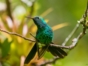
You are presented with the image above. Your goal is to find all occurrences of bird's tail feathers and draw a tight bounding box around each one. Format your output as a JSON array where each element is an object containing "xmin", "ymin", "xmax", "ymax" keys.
[
  {"xmin": 24, "ymin": 43, "xmax": 37, "ymax": 64},
  {"xmin": 48, "ymin": 45, "xmax": 67, "ymax": 58}
]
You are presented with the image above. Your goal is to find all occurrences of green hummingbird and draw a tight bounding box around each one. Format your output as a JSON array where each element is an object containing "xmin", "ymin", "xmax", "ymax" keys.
[{"xmin": 24, "ymin": 16, "xmax": 67, "ymax": 64}]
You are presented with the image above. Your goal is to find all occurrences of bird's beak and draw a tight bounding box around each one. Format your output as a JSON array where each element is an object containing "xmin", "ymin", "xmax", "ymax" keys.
[{"xmin": 26, "ymin": 16, "xmax": 33, "ymax": 19}]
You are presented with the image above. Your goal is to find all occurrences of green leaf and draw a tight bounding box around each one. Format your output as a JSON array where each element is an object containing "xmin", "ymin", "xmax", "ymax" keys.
[{"xmin": 1, "ymin": 38, "xmax": 13, "ymax": 58}]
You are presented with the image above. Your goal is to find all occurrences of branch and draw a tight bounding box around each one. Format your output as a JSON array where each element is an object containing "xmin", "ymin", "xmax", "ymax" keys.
[
  {"xmin": 50, "ymin": 31, "xmax": 85, "ymax": 49},
  {"xmin": 0, "ymin": 27, "xmax": 78, "ymax": 49},
  {"xmin": 0, "ymin": 28, "xmax": 35, "ymax": 42},
  {"xmin": 6, "ymin": 0, "xmax": 13, "ymax": 21},
  {"xmin": 62, "ymin": 21, "xmax": 80, "ymax": 46}
]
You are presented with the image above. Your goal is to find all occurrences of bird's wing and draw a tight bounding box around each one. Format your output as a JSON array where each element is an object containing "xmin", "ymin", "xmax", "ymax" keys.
[
  {"xmin": 24, "ymin": 43, "xmax": 37, "ymax": 64},
  {"xmin": 38, "ymin": 45, "xmax": 49, "ymax": 59}
]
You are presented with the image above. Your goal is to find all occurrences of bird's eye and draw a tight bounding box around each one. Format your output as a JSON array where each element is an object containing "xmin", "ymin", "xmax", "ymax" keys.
[{"xmin": 37, "ymin": 17, "xmax": 39, "ymax": 19}]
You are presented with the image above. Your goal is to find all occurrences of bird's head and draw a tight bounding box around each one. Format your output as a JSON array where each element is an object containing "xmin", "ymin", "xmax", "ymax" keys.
[
  {"xmin": 26, "ymin": 16, "xmax": 46, "ymax": 27},
  {"xmin": 27, "ymin": 16, "xmax": 44, "ymax": 22},
  {"xmin": 32, "ymin": 16, "xmax": 42, "ymax": 23}
]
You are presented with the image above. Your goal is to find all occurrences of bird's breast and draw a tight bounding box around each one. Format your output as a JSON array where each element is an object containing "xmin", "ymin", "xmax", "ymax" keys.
[{"xmin": 36, "ymin": 29, "xmax": 53, "ymax": 45}]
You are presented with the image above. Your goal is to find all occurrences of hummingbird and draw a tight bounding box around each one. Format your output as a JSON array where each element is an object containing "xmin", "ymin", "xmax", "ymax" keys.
[{"xmin": 24, "ymin": 16, "xmax": 67, "ymax": 64}]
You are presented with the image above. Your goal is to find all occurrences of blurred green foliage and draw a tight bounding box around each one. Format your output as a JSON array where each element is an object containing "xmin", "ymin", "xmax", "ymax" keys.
[
  {"xmin": 1, "ymin": 39, "xmax": 12, "ymax": 58},
  {"xmin": 0, "ymin": 0, "xmax": 88, "ymax": 66}
]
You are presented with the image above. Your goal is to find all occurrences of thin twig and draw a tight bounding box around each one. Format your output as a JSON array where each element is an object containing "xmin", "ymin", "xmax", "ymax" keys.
[
  {"xmin": 62, "ymin": 22, "xmax": 80, "ymax": 46},
  {"xmin": 50, "ymin": 25, "xmax": 86, "ymax": 49},
  {"xmin": 0, "ymin": 28, "xmax": 35, "ymax": 42}
]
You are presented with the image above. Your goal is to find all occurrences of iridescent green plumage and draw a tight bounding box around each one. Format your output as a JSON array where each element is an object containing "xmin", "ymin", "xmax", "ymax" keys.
[
  {"xmin": 34, "ymin": 17, "xmax": 53, "ymax": 45},
  {"xmin": 34, "ymin": 17, "xmax": 53, "ymax": 59},
  {"xmin": 24, "ymin": 16, "xmax": 67, "ymax": 64}
]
